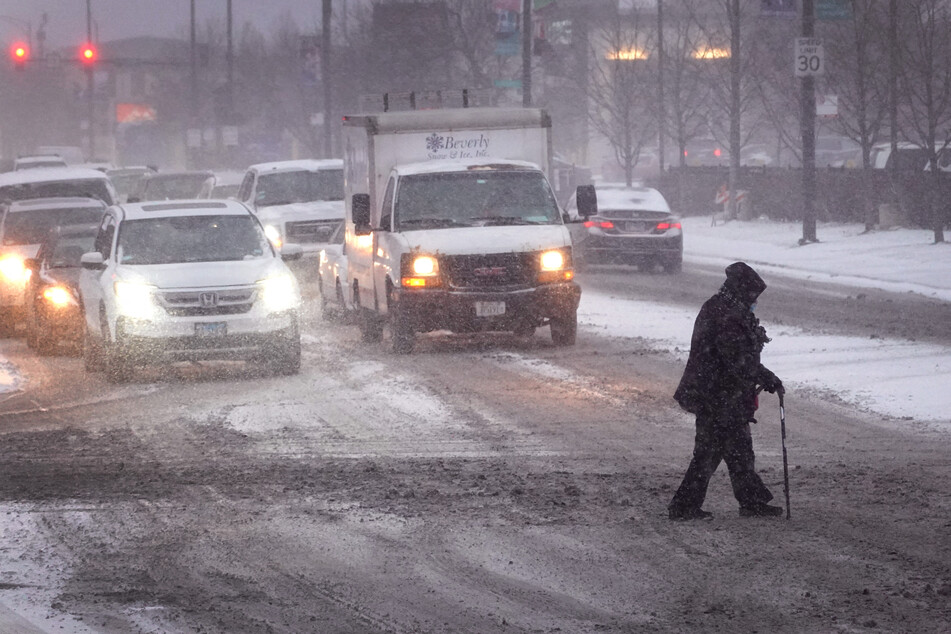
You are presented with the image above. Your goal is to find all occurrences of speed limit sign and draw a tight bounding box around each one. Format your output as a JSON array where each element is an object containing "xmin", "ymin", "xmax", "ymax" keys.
[{"xmin": 794, "ymin": 38, "xmax": 825, "ymax": 77}]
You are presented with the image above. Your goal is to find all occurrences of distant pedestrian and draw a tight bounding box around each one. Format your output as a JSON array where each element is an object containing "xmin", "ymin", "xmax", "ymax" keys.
[{"xmin": 668, "ymin": 262, "xmax": 785, "ymax": 521}]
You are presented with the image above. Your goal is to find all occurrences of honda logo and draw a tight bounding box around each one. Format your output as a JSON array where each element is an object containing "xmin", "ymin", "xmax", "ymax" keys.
[{"xmin": 199, "ymin": 292, "xmax": 218, "ymax": 308}]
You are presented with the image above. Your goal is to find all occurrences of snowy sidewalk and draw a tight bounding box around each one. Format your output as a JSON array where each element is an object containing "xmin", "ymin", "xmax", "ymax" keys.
[
  {"xmin": 681, "ymin": 217, "xmax": 951, "ymax": 302},
  {"xmin": 579, "ymin": 217, "xmax": 951, "ymax": 427}
]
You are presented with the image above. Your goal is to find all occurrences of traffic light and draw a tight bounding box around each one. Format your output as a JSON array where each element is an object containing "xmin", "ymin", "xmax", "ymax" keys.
[
  {"xmin": 11, "ymin": 42, "xmax": 28, "ymax": 71},
  {"xmin": 79, "ymin": 44, "xmax": 97, "ymax": 65}
]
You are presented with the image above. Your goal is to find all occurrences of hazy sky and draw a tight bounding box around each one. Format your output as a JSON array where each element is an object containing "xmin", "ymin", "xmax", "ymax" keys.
[{"xmin": 1, "ymin": 1, "xmax": 328, "ymax": 48}]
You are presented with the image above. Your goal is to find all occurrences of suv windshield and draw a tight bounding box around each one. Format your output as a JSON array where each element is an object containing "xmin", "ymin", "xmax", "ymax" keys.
[
  {"xmin": 117, "ymin": 215, "xmax": 271, "ymax": 265},
  {"xmin": 2, "ymin": 207, "xmax": 106, "ymax": 245},
  {"xmin": 395, "ymin": 171, "xmax": 561, "ymax": 230},
  {"xmin": 255, "ymin": 169, "xmax": 344, "ymax": 206},
  {"xmin": 0, "ymin": 180, "xmax": 114, "ymax": 205}
]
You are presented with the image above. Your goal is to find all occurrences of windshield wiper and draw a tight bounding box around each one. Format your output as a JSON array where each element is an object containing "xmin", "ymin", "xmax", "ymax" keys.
[
  {"xmin": 470, "ymin": 216, "xmax": 541, "ymax": 226},
  {"xmin": 399, "ymin": 217, "xmax": 472, "ymax": 229}
]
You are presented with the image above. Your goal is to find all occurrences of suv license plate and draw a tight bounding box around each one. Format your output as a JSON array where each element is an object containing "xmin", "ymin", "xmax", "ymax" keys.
[
  {"xmin": 195, "ymin": 322, "xmax": 227, "ymax": 337},
  {"xmin": 475, "ymin": 301, "xmax": 505, "ymax": 317}
]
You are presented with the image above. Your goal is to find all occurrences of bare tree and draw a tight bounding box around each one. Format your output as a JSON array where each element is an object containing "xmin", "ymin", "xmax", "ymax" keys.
[
  {"xmin": 900, "ymin": 0, "xmax": 951, "ymax": 243},
  {"xmin": 825, "ymin": 0, "xmax": 889, "ymax": 169},
  {"xmin": 585, "ymin": 5, "xmax": 659, "ymax": 186}
]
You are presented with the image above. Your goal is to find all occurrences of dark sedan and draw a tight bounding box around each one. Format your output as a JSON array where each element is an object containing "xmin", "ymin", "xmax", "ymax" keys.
[
  {"xmin": 567, "ymin": 184, "xmax": 683, "ymax": 273},
  {"xmin": 24, "ymin": 225, "xmax": 98, "ymax": 354}
]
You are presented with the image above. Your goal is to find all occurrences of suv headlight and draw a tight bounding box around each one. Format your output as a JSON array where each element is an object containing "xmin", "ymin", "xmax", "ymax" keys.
[
  {"xmin": 0, "ymin": 255, "xmax": 29, "ymax": 285},
  {"xmin": 259, "ymin": 274, "xmax": 299, "ymax": 312},
  {"xmin": 114, "ymin": 281, "xmax": 156, "ymax": 318},
  {"xmin": 263, "ymin": 224, "xmax": 283, "ymax": 249}
]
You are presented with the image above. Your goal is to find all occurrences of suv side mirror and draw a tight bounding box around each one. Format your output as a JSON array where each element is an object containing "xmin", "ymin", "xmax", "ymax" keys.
[
  {"xmin": 80, "ymin": 251, "xmax": 106, "ymax": 270},
  {"xmin": 352, "ymin": 193, "xmax": 372, "ymax": 235},
  {"xmin": 127, "ymin": 196, "xmax": 141, "ymax": 203},
  {"xmin": 575, "ymin": 185, "xmax": 598, "ymax": 220},
  {"xmin": 280, "ymin": 243, "xmax": 304, "ymax": 261}
]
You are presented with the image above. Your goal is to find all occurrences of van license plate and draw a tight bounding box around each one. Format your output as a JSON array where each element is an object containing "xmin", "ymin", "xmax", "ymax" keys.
[
  {"xmin": 195, "ymin": 322, "xmax": 227, "ymax": 337},
  {"xmin": 475, "ymin": 301, "xmax": 505, "ymax": 317}
]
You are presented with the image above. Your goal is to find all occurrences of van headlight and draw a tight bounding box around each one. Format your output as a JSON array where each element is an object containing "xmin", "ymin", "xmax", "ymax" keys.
[
  {"xmin": 259, "ymin": 274, "xmax": 299, "ymax": 312},
  {"xmin": 114, "ymin": 281, "xmax": 156, "ymax": 318},
  {"xmin": 263, "ymin": 224, "xmax": 283, "ymax": 249},
  {"xmin": 538, "ymin": 248, "xmax": 574, "ymax": 284},
  {"xmin": 540, "ymin": 250, "xmax": 565, "ymax": 271}
]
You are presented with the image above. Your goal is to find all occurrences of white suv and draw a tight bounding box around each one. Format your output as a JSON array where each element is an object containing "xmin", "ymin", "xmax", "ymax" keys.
[{"xmin": 78, "ymin": 199, "xmax": 303, "ymax": 381}]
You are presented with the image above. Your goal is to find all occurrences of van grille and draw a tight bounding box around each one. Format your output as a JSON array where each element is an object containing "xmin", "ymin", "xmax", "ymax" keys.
[{"xmin": 442, "ymin": 252, "xmax": 535, "ymax": 290}]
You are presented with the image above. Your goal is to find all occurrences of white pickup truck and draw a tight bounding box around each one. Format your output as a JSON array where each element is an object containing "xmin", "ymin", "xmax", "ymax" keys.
[{"xmin": 341, "ymin": 107, "xmax": 582, "ymax": 352}]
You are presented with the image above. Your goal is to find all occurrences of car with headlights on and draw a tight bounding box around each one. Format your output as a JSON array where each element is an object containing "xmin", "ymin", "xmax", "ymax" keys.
[
  {"xmin": 566, "ymin": 184, "xmax": 682, "ymax": 273},
  {"xmin": 237, "ymin": 159, "xmax": 344, "ymax": 284},
  {"xmin": 0, "ymin": 197, "xmax": 107, "ymax": 335},
  {"xmin": 78, "ymin": 199, "xmax": 304, "ymax": 382},
  {"xmin": 316, "ymin": 221, "xmax": 351, "ymax": 319},
  {"xmin": 23, "ymin": 224, "xmax": 98, "ymax": 354}
]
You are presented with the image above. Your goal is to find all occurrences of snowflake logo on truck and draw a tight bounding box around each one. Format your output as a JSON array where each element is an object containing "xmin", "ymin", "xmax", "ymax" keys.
[{"xmin": 426, "ymin": 133, "xmax": 445, "ymax": 152}]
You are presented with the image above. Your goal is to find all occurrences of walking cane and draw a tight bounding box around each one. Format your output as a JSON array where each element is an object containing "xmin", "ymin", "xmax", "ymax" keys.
[{"xmin": 779, "ymin": 392, "xmax": 791, "ymax": 520}]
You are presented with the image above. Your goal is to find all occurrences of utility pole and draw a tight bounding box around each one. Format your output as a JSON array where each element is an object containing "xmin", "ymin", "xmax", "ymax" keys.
[
  {"xmin": 86, "ymin": 0, "xmax": 94, "ymax": 159},
  {"xmin": 190, "ymin": 0, "xmax": 197, "ymax": 115},
  {"xmin": 522, "ymin": 0, "xmax": 532, "ymax": 107},
  {"xmin": 800, "ymin": 0, "xmax": 818, "ymax": 243},
  {"xmin": 226, "ymin": 0, "xmax": 234, "ymax": 120},
  {"xmin": 657, "ymin": 0, "xmax": 666, "ymax": 175},
  {"xmin": 728, "ymin": 0, "xmax": 741, "ymax": 219},
  {"xmin": 322, "ymin": 0, "xmax": 332, "ymax": 157},
  {"xmin": 888, "ymin": 0, "xmax": 898, "ymax": 172}
]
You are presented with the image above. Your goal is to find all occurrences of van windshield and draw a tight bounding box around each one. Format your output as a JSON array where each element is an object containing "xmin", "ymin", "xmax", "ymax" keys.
[
  {"xmin": 255, "ymin": 169, "xmax": 344, "ymax": 207},
  {"xmin": 117, "ymin": 215, "xmax": 272, "ymax": 265},
  {"xmin": 395, "ymin": 171, "xmax": 561, "ymax": 230}
]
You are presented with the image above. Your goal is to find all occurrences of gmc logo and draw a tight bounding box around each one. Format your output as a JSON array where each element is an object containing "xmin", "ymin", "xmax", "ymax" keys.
[{"xmin": 473, "ymin": 266, "xmax": 506, "ymax": 277}]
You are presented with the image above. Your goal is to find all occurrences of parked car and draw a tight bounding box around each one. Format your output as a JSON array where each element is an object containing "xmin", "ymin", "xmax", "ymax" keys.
[
  {"xmin": 14, "ymin": 154, "xmax": 69, "ymax": 171},
  {"xmin": 565, "ymin": 184, "xmax": 683, "ymax": 273},
  {"xmin": 0, "ymin": 167, "xmax": 117, "ymax": 206},
  {"xmin": 106, "ymin": 166, "xmax": 156, "ymax": 202},
  {"xmin": 236, "ymin": 159, "xmax": 344, "ymax": 275},
  {"xmin": 0, "ymin": 197, "xmax": 107, "ymax": 334},
  {"xmin": 682, "ymin": 139, "xmax": 727, "ymax": 167},
  {"xmin": 23, "ymin": 224, "xmax": 98, "ymax": 354},
  {"xmin": 78, "ymin": 199, "xmax": 304, "ymax": 382},
  {"xmin": 316, "ymin": 221, "xmax": 351, "ymax": 319},
  {"xmin": 127, "ymin": 170, "xmax": 215, "ymax": 202}
]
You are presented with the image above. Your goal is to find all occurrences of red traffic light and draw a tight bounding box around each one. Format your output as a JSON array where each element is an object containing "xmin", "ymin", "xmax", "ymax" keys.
[
  {"xmin": 11, "ymin": 42, "xmax": 29, "ymax": 69},
  {"xmin": 79, "ymin": 44, "xmax": 97, "ymax": 64}
]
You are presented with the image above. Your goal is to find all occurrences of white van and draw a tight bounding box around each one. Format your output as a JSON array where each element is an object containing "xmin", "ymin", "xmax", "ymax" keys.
[{"xmin": 342, "ymin": 107, "xmax": 581, "ymax": 352}]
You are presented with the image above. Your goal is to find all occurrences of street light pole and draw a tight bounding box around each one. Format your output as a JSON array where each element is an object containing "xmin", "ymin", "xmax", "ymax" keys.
[{"xmin": 800, "ymin": 0, "xmax": 818, "ymax": 243}]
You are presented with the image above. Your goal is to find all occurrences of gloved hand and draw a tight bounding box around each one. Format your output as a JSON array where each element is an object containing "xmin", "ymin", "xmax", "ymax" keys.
[{"xmin": 761, "ymin": 371, "xmax": 784, "ymax": 395}]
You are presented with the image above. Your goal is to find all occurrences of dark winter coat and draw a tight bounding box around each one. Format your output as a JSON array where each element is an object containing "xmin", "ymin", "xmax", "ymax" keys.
[{"xmin": 674, "ymin": 262, "xmax": 779, "ymax": 422}]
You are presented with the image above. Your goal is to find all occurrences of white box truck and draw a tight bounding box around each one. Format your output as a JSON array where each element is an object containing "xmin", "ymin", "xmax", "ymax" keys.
[{"xmin": 341, "ymin": 107, "xmax": 582, "ymax": 352}]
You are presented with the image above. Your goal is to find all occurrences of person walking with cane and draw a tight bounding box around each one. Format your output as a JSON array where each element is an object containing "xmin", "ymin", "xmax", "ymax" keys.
[{"xmin": 668, "ymin": 262, "xmax": 785, "ymax": 521}]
